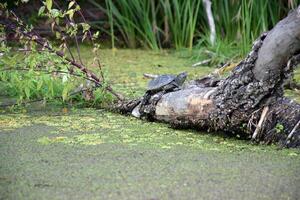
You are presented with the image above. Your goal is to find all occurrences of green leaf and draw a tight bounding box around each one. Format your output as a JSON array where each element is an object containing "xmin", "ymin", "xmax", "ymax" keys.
[
  {"xmin": 81, "ymin": 23, "xmax": 91, "ymax": 33},
  {"xmin": 66, "ymin": 9, "xmax": 75, "ymax": 20},
  {"xmin": 55, "ymin": 17, "xmax": 60, "ymax": 25},
  {"xmin": 68, "ymin": 1, "xmax": 75, "ymax": 9},
  {"xmin": 275, "ymin": 123, "xmax": 284, "ymax": 133},
  {"xmin": 288, "ymin": 152, "xmax": 298, "ymax": 156},
  {"xmin": 75, "ymin": 5, "xmax": 80, "ymax": 11},
  {"xmin": 51, "ymin": 9, "xmax": 60, "ymax": 18},
  {"xmin": 62, "ymin": 86, "xmax": 69, "ymax": 101},
  {"xmin": 46, "ymin": 0, "xmax": 52, "ymax": 11},
  {"xmin": 24, "ymin": 87, "xmax": 30, "ymax": 99},
  {"xmin": 38, "ymin": 6, "xmax": 45, "ymax": 16},
  {"xmin": 55, "ymin": 31, "xmax": 61, "ymax": 39},
  {"xmin": 37, "ymin": 79, "xmax": 43, "ymax": 91}
]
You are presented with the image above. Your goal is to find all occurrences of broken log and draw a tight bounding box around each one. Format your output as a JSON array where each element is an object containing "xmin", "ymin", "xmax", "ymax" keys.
[{"xmin": 117, "ymin": 6, "xmax": 300, "ymax": 148}]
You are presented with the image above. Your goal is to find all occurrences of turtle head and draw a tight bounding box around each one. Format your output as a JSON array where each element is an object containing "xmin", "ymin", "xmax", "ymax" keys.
[{"xmin": 176, "ymin": 72, "xmax": 187, "ymax": 85}]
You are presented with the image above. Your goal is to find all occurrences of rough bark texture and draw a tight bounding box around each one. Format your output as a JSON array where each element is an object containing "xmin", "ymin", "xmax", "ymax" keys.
[{"xmin": 117, "ymin": 7, "xmax": 300, "ymax": 148}]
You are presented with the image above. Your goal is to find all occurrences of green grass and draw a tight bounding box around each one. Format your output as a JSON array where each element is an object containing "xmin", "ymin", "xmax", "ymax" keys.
[{"xmin": 195, "ymin": 33, "xmax": 242, "ymax": 65}]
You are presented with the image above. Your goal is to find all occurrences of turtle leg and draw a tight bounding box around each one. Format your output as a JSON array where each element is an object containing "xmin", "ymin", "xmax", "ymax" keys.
[
  {"xmin": 139, "ymin": 83, "xmax": 181, "ymax": 119},
  {"xmin": 139, "ymin": 91, "xmax": 152, "ymax": 117},
  {"xmin": 142, "ymin": 90, "xmax": 165, "ymax": 120},
  {"xmin": 165, "ymin": 83, "xmax": 181, "ymax": 92},
  {"xmin": 172, "ymin": 87, "xmax": 181, "ymax": 92}
]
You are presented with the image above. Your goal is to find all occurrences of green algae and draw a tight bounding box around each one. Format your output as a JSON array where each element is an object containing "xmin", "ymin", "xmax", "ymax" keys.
[
  {"xmin": 80, "ymin": 48, "xmax": 213, "ymax": 97},
  {"xmin": 1, "ymin": 122, "xmax": 299, "ymax": 200},
  {"xmin": 38, "ymin": 134, "xmax": 103, "ymax": 145},
  {"xmin": 1, "ymin": 49, "xmax": 300, "ymax": 200},
  {"xmin": 0, "ymin": 109, "xmax": 297, "ymax": 156},
  {"xmin": 1, "ymin": 49, "xmax": 300, "ymax": 155},
  {"xmin": 282, "ymin": 65, "xmax": 300, "ymax": 102},
  {"xmin": 285, "ymin": 89, "xmax": 300, "ymax": 102},
  {"xmin": 0, "ymin": 114, "xmax": 31, "ymax": 131}
]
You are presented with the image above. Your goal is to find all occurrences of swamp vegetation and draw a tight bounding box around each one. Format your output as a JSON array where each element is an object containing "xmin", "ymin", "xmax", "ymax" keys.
[
  {"xmin": 0, "ymin": 1, "xmax": 300, "ymax": 199},
  {"xmin": 1, "ymin": 48, "xmax": 299, "ymax": 151},
  {"xmin": 1, "ymin": 49, "xmax": 300, "ymax": 199}
]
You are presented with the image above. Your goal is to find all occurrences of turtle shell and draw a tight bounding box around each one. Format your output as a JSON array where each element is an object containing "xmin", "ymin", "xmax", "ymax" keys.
[{"xmin": 147, "ymin": 74, "xmax": 176, "ymax": 91}]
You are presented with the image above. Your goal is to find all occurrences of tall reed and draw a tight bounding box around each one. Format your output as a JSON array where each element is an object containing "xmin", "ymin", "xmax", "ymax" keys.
[
  {"xmin": 90, "ymin": 0, "xmax": 160, "ymax": 49},
  {"xmin": 210, "ymin": 0, "xmax": 300, "ymax": 55},
  {"xmin": 160, "ymin": 0, "xmax": 202, "ymax": 49},
  {"xmin": 88, "ymin": 0, "xmax": 300, "ymax": 54}
]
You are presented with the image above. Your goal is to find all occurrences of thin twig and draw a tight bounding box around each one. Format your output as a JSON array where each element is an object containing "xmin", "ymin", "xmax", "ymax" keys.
[
  {"xmin": 74, "ymin": 1, "xmax": 105, "ymax": 81},
  {"xmin": 40, "ymin": 1, "xmax": 76, "ymax": 63},
  {"xmin": 286, "ymin": 119, "xmax": 300, "ymax": 141},
  {"xmin": 143, "ymin": 73, "xmax": 158, "ymax": 79},
  {"xmin": 53, "ymin": 0, "xmax": 84, "ymax": 65},
  {"xmin": 252, "ymin": 106, "xmax": 269, "ymax": 140},
  {"xmin": 1, "ymin": 12, "xmax": 124, "ymax": 100},
  {"xmin": 192, "ymin": 59, "xmax": 211, "ymax": 67},
  {"xmin": 54, "ymin": 23, "xmax": 76, "ymax": 63},
  {"xmin": 247, "ymin": 108, "xmax": 262, "ymax": 131}
]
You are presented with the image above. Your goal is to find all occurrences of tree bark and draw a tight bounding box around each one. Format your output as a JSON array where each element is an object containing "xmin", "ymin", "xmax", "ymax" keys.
[{"xmin": 117, "ymin": 7, "xmax": 300, "ymax": 148}]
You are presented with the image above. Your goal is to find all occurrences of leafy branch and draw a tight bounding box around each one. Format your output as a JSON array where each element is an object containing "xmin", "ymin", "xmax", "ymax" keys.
[{"xmin": 0, "ymin": 1, "xmax": 124, "ymax": 104}]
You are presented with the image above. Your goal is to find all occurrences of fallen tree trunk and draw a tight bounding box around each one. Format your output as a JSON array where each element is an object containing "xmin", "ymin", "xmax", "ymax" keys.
[{"xmin": 118, "ymin": 6, "xmax": 300, "ymax": 148}]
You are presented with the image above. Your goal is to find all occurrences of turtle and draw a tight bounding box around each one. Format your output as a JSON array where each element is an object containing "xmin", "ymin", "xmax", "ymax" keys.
[
  {"xmin": 147, "ymin": 72, "xmax": 187, "ymax": 93},
  {"xmin": 138, "ymin": 72, "xmax": 187, "ymax": 118}
]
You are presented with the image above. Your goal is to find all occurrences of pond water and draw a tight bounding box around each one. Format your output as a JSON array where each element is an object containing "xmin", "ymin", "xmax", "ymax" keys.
[{"xmin": 0, "ymin": 49, "xmax": 299, "ymax": 199}]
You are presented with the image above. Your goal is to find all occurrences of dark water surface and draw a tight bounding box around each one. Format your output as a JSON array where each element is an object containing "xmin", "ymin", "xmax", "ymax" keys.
[{"xmin": 0, "ymin": 107, "xmax": 299, "ymax": 200}]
